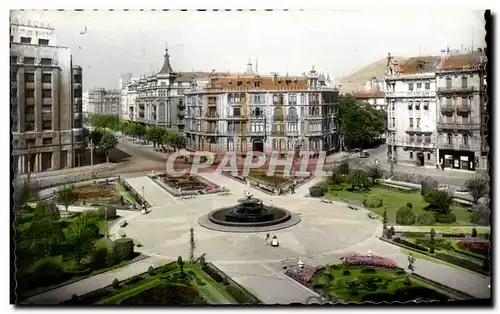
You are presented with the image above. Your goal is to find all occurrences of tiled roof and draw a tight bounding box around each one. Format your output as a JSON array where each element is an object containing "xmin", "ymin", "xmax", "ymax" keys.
[
  {"xmin": 205, "ymin": 74, "xmax": 309, "ymax": 91},
  {"xmin": 397, "ymin": 56, "xmax": 441, "ymax": 74},
  {"xmin": 438, "ymin": 54, "xmax": 484, "ymax": 70}
]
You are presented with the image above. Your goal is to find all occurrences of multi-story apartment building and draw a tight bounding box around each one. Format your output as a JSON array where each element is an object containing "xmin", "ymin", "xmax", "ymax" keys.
[
  {"xmin": 87, "ymin": 88, "xmax": 121, "ymax": 116},
  {"xmin": 385, "ymin": 55, "xmax": 441, "ymax": 167},
  {"xmin": 10, "ymin": 19, "xmax": 84, "ymax": 174},
  {"xmin": 120, "ymin": 48, "xmax": 211, "ymax": 131},
  {"xmin": 435, "ymin": 50, "xmax": 488, "ymax": 171},
  {"xmin": 353, "ymin": 90, "xmax": 387, "ymax": 111},
  {"xmin": 82, "ymin": 90, "xmax": 90, "ymax": 114},
  {"xmin": 184, "ymin": 62, "xmax": 340, "ymax": 156},
  {"xmin": 385, "ymin": 49, "xmax": 488, "ymax": 171}
]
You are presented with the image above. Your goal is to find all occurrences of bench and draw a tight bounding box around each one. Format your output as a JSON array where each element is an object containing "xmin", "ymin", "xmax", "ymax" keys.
[
  {"xmin": 181, "ymin": 195, "xmax": 196, "ymax": 200},
  {"xmin": 320, "ymin": 199, "xmax": 333, "ymax": 204},
  {"xmin": 367, "ymin": 213, "xmax": 378, "ymax": 220},
  {"xmin": 348, "ymin": 205, "xmax": 360, "ymax": 211},
  {"xmin": 218, "ymin": 191, "xmax": 232, "ymax": 196},
  {"xmin": 119, "ymin": 220, "xmax": 128, "ymax": 228},
  {"xmin": 118, "ymin": 230, "xmax": 127, "ymax": 238}
]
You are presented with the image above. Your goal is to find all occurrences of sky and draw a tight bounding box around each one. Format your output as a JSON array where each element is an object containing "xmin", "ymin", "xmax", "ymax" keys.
[{"xmin": 10, "ymin": 10, "xmax": 486, "ymax": 89}]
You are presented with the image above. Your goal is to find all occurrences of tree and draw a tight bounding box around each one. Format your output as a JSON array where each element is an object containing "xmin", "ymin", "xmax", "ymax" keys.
[
  {"xmin": 347, "ymin": 169, "xmax": 370, "ymax": 191},
  {"xmin": 100, "ymin": 132, "xmax": 118, "ymax": 163},
  {"xmin": 146, "ymin": 126, "xmax": 165, "ymax": 148},
  {"xmin": 366, "ymin": 164, "xmax": 383, "ymax": 184},
  {"xmin": 430, "ymin": 228, "xmax": 436, "ymax": 253},
  {"xmin": 189, "ymin": 227, "xmax": 196, "ymax": 263},
  {"xmin": 396, "ymin": 205, "xmax": 416, "ymax": 225},
  {"xmin": 423, "ymin": 189, "xmax": 453, "ymax": 214},
  {"xmin": 164, "ymin": 132, "xmax": 186, "ymax": 151},
  {"xmin": 336, "ymin": 95, "xmax": 385, "ymax": 149},
  {"xmin": 90, "ymin": 128, "xmax": 105, "ymax": 148},
  {"xmin": 132, "ymin": 123, "xmax": 146, "ymax": 141},
  {"xmin": 55, "ymin": 185, "xmax": 79, "ymax": 211},
  {"xmin": 387, "ymin": 225, "xmax": 395, "ymax": 239},
  {"xmin": 28, "ymin": 201, "xmax": 64, "ymax": 256},
  {"xmin": 65, "ymin": 214, "xmax": 98, "ymax": 265},
  {"xmin": 472, "ymin": 228, "xmax": 478, "ymax": 238},
  {"xmin": 328, "ymin": 167, "xmax": 344, "ymax": 186},
  {"xmin": 465, "ymin": 174, "xmax": 489, "ymax": 204},
  {"xmin": 382, "ymin": 209, "xmax": 388, "ymax": 237},
  {"xmin": 177, "ymin": 256, "xmax": 185, "ymax": 274},
  {"xmin": 13, "ymin": 173, "xmax": 38, "ymax": 210}
]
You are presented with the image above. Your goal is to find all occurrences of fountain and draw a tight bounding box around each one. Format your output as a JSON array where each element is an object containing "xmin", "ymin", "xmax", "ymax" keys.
[{"xmin": 198, "ymin": 193, "xmax": 300, "ymax": 232}]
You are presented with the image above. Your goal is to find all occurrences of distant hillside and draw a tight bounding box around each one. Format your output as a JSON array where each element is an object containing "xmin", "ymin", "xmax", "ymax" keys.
[{"xmin": 339, "ymin": 56, "xmax": 406, "ymax": 93}]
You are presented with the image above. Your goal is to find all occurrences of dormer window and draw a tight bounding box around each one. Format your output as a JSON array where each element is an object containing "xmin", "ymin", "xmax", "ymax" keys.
[
  {"xmin": 237, "ymin": 81, "xmax": 242, "ymax": 86},
  {"xmin": 254, "ymin": 82, "xmax": 261, "ymax": 88},
  {"xmin": 286, "ymin": 80, "xmax": 292, "ymax": 85}
]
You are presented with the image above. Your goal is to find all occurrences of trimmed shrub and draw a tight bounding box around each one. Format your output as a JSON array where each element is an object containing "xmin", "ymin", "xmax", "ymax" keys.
[
  {"xmin": 202, "ymin": 265, "xmax": 224, "ymax": 283},
  {"xmin": 360, "ymin": 268, "xmax": 377, "ymax": 274},
  {"xmin": 112, "ymin": 278, "xmax": 120, "ymax": 289},
  {"xmin": 471, "ymin": 228, "xmax": 478, "ymax": 238},
  {"xmin": 112, "ymin": 238, "xmax": 135, "ymax": 261},
  {"xmin": 226, "ymin": 285, "xmax": 258, "ymax": 304},
  {"xmin": 90, "ymin": 247, "xmax": 109, "ymax": 269},
  {"xmin": 31, "ymin": 258, "xmax": 66, "ymax": 285},
  {"xmin": 396, "ymin": 206, "xmax": 416, "ymax": 225},
  {"xmin": 343, "ymin": 270, "xmax": 351, "ymax": 276},
  {"xmin": 415, "ymin": 212, "xmax": 436, "ymax": 225},
  {"xmin": 441, "ymin": 233, "xmax": 466, "ymax": 238},
  {"xmin": 457, "ymin": 240, "xmax": 490, "ymax": 254},
  {"xmin": 434, "ymin": 213, "xmax": 456, "ymax": 223},
  {"xmin": 363, "ymin": 195, "xmax": 383, "ymax": 208},
  {"xmin": 434, "ymin": 252, "xmax": 486, "ymax": 274},
  {"xmin": 406, "ymin": 202, "xmax": 413, "ymax": 209},
  {"xmin": 148, "ymin": 266, "xmax": 155, "ymax": 276},
  {"xmin": 393, "ymin": 238, "xmax": 429, "ymax": 252},
  {"xmin": 98, "ymin": 206, "xmax": 117, "ymax": 219}
]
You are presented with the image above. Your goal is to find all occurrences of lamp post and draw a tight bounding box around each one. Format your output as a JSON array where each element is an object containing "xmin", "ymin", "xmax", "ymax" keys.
[{"xmin": 89, "ymin": 138, "xmax": 95, "ymax": 174}]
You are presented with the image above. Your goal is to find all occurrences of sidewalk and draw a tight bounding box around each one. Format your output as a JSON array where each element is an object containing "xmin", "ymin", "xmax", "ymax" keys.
[
  {"xmin": 16, "ymin": 163, "xmax": 113, "ymax": 180},
  {"xmin": 20, "ymin": 257, "xmax": 168, "ymax": 305},
  {"xmin": 124, "ymin": 176, "xmax": 177, "ymax": 206}
]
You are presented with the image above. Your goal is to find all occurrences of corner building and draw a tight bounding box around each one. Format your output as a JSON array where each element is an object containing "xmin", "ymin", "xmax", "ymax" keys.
[
  {"xmin": 184, "ymin": 62, "xmax": 340, "ymax": 156},
  {"xmin": 10, "ymin": 20, "xmax": 84, "ymax": 174}
]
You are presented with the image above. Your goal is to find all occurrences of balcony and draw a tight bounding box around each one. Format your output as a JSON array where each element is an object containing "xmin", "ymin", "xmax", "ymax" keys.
[
  {"xmin": 227, "ymin": 115, "xmax": 246, "ymax": 120},
  {"xmin": 204, "ymin": 114, "xmax": 219, "ymax": 120},
  {"xmin": 207, "ymin": 102, "xmax": 216, "ymax": 107},
  {"xmin": 437, "ymin": 122, "xmax": 480, "ymax": 131},
  {"xmin": 25, "ymin": 82, "xmax": 35, "ymax": 89},
  {"xmin": 42, "ymin": 113, "xmax": 52, "ymax": 120},
  {"xmin": 73, "ymin": 82, "xmax": 82, "ymax": 89},
  {"xmin": 42, "ymin": 83, "xmax": 52, "ymax": 89},
  {"xmin": 305, "ymin": 115, "xmax": 323, "ymax": 120},
  {"xmin": 439, "ymin": 142, "xmax": 455, "ymax": 149},
  {"xmin": 42, "ymin": 98, "xmax": 52, "ymax": 105},
  {"xmin": 437, "ymin": 86, "xmax": 475, "ymax": 95},
  {"xmin": 287, "ymin": 130, "xmax": 299, "ymax": 136},
  {"xmin": 286, "ymin": 115, "xmax": 299, "ymax": 122},
  {"xmin": 248, "ymin": 130, "xmax": 265, "ymax": 136},
  {"xmin": 272, "ymin": 114, "xmax": 284, "ymax": 121},
  {"xmin": 204, "ymin": 129, "xmax": 219, "ymax": 136},
  {"xmin": 177, "ymin": 119, "xmax": 185, "ymax": 126},
  {"xmin": 250, "ymin": 115, "xmax": 265, "ymax": 120},
  {"xmin": 178, "ymin": 102, "xmax": 186, "ymax": 110},
  {"xmin": 385, "ymin": 90, "xmax": 435, "ymax": 98},
  {"xmin": 306, "ymin": 130, "xmax": 323, "ymax": 136},
  {"xmin": 271, "ymin": 131, "xmax": 286, "ymax": 137},
  {"xmin": 456, "ymin": 104, "xmax": 471, "ymax": 113},
  {"xmin": 26, "ymin": 98, "xmax": 35, "ymax": 105},
  {"xmin": 440, "ymin": 104, "xmax": 454, "ymax": 113},
  {"xmin": 177, "ymin": 110, "xmax": 185, "ymax": 118},
  {"xmin": 405, "ymin": 126, "xmax": 431, "ymax": 134}
]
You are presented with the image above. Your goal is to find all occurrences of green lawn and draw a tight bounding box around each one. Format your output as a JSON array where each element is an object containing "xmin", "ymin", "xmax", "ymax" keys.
[
  {"xmin": 248, "ymin": 169, "xmax": 293, "ymax": 186},
  {"xmin": 115, "ymin": 182, "xmax": 135, "ymax": 204},
  {"xmin": 326, "ymin": 184, "xmax": 473, "ymax": 225},
  {"xmin": 312, "ymin": 265, "xmax": 459, "ymax": 302},
  {"xmin": 100, "ymin": 264, "xmax": 237, "ymax": 305}
]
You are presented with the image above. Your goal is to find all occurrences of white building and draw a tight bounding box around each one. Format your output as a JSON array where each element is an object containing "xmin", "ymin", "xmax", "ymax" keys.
[{"xmin": 385, "ymin": 54, "xmax": 441, "ymax": 167}]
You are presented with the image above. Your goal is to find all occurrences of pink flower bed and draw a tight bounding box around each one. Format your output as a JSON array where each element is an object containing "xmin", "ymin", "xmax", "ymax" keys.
[
  {"xmin": 457, "ymin": 240, "xmax": 490, "ymax": 254},
  {"xmin": 342, "ymin": 254, "xmax": 398, "ymax": 269}
]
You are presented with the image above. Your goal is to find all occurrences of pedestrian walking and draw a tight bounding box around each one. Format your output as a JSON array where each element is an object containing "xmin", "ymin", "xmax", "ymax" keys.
[{"xmin": 265, "ymin": 233, "xmax": 270, "ymax": 243}]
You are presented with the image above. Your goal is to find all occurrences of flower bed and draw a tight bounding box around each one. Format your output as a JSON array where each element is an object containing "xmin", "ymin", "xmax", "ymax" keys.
[
  {"xmin": 341, "ymin": 254, "xmax": 398, "ymax": 269},
  {"xmin": 152, "ymin": 173, "xmax": 221, "ymax": 197},
  {"xmin": 285, "ymin": 265, "xmax": 316, "ymax": 284},
  {"xmin": 74, "ymin": 184, "xmax": 116, "ymax": 199},
  {"xmin": 457, "ymin": 240, "xmax": 490, "ymax": 254},
  {"xmin": 160, "ymin": 174, "xmax": 207, "ymax": 191}
]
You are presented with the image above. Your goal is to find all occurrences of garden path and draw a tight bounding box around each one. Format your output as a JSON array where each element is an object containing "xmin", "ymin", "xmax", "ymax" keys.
[
  {"xmin": 124, "ymin": 176, "xmax": 177, "ymax": 206},
  {"xmin": 19, "ymin": 257, "xmax": 169, "ymax": 305},
  {"xmin": 196, "ymin": 172, "xmax": 269, "ymax": 199}
]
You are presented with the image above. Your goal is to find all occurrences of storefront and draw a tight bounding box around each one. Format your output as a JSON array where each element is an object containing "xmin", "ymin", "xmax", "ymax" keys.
[{"xmin": 439, "ymin": 150, "xmax": 475, "ymax": 171}]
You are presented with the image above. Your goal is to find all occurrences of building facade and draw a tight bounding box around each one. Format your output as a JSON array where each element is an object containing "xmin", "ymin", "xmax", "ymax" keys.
[
  {"xmin": 120, "ymin": 48, "xmax": 211, "ymax": 132},
  {"xmin": 385, "ymin": 49, "xmax": 488, "ymax": 171},
  {"xmin": 435, "ymin": 51, "xmax": 488, "ymax": 171},
  {"xmin": 10, "ymin": 19, "xmax": 84, "ymax": 174},
  {"xmin": 353, "ymin": 90, "xmax": 387, "ymax": 111},
  {"xmin": 87, "ymin": 88, "xmax": 121, "ymax": 116},
  {"xmin": 385, "ymin": 55, "xmax": 440, "ymax": 167},
  {"xmin": 184, "ymin": 62, "xmax": 340, "ymax": 155}
]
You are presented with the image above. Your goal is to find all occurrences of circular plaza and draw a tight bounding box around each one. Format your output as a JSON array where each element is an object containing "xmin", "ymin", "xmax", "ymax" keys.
[{"xmin": 111, "ymin": 194, "xmax": 380, "ymax": 263}]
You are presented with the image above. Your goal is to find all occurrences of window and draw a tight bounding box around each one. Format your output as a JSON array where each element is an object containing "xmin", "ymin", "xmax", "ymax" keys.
[
  {"xmin": 416, "ymin": 134, "xmax": 422, "ymax": 142},
  {"xmin": 237, "ymin": 81, "xmax": 242, "ymax": 86},
  {"xmin": 43, "ymin": 138, "xmax": 52, "ymax": 145},
  {"xmin": 300, "ymin": 93, "xmax": 305, "ymax": 104},
  {"xmin": 409, "ymin": 118, "xmax": 414, "ymax": 127},
  {"xmin": 42, "ymin": 73, "xmax": 52, "ymax": 83},
  {"xmin": 423, "ymin": 101, "xmax": 429, "ymax": 110},
  {"xmin": 463, "ymin": 135, "xmax": 468, "ymax": 146},
  {"xmin": 446, "ymin": 77, "xmax": 452, "ymax": 88},
  {"xmin": 391, "ymin": 102, "xmax": 395, "ymax": 111},
  {"xmin": 25, "ymin": 89, "xmax": 35, "ymax": 98},
  {"xmin": 425, "ymin": 135, "xmax": 431, "ymax": 143},
  {"xmin": 42, "ymin": 121, "xmax": 52, "ymax": 130},
  {"xmin": 409, "ymin": 134, "xmax": 415, "ymax": 142},
  {"xmin": 25, "ymin": 73, "xmax": 35, "ymax": 82},
  {"xmin": 447, "ymin": 133, "xmax": 452, "ymax": 144},
  {"xmin": 427, "ymin": 153, "xmax": 431, "ymax": 160},
  {"xmin": 20, "ymin": 37, "xmax": 31, "ymax": 44},
  {"xmin": 461, "ymin": 76, "xmax": 468, "ymax": 88},
  {"xmin": 10, "ymin": 35, "xmax": 13, "ymax": 42},
  {"xmin": 408, "ymin": 83, "xmax": 414, "ymax": 91},
  {"xmin": 425, "ymin": 82, "xmax": 430, "ymax": 90},
  {"xmin": 408, "ymin": 102, "xmax": 413, "ymax": 110},
  {"xmin": 227, "ymin": 94, "xmax": 233, "ymax": 104},
  {"xmin": 233, "ymin": 107, "xmax": 241, "ymax": 117},
  {"xmin": 391, "ymin": 117, "xmax": 395, "ymax": 127},
  {"xmin": 416, "ymin": 118, "xmax": 421, "ymax": 128},
  {"xmin": 410, "ymin": 152, "xmax": 413, "ymax": 159},
  {"xmin": 415, "ymin": 102, "xmax": 420, "ymax": 110},
  {"xmin": 254, "ymin": 81, "xmax": 261, "ymax": 88},
  {"xmin": 42, "ymin": 89, "xmax": 51, "ymax": 98},
  {"xmin": 25, "ymin": 105, "xmax": 35, "ymax": 114},
  {"xmin": 416, "ymin": 83, "xmax": 422, "ymax": 89},
  {"xmin": 24, "ymin": 57, "xmax": 35, "ymax": 65}
]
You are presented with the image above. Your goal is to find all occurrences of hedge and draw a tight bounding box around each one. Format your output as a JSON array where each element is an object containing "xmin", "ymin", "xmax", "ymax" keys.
[
  {"xmin": 441, "ymin": 233, "xmax": 466, "ymax": 238},
  {"xmin": 226, "ymin": 284, "xmax": 259, "ymax": 304},
  {"xmin": 434, "ymin": 252, "xmax": 488, "ymax": 274},
  {"xmin": 434, "ymin": 213, "xmax": 456, "ymax": 223},
  {"xmin": 202, "ymin": 264, "xmax": 223, "ymax": 283},
  {"xmin": 393, "ymin": 237, "xmax": 429, "ymax": 252}
]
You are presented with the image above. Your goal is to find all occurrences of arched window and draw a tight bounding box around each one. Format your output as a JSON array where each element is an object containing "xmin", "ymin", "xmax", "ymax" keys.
[
  {"xmin": 312, "ymin": 106, "xmax": 319, "ymax": 116},
  {"xmin": 273, "ymin": 107, "xmax": 283, "ymax": 120},
  {"xmin": 447, "ymin": 133, "xmax": 453, "ymax": 144},
  {"xmin": 254, "ymin": 107, "xmax": 261, "ymax": 117},
  {"xmin": 280, "ymin": 139, "xmax": 286, "ymax": 150},
  {"xmin": 228, "ymin": 94, "xmax": 233, "ymax": 104},
  {"xmin": 273, "ymin": 139, "xmax": 278, "ymax": 149},
  {"xmin": 288, "ymin": 107, "xmax": 298, "ymax": 119}
]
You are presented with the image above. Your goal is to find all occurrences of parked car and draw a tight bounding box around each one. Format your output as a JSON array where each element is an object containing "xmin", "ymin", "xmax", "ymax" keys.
[{"xmin": 359, "ymin": 152, "xmax": 370, "ymax": 158}]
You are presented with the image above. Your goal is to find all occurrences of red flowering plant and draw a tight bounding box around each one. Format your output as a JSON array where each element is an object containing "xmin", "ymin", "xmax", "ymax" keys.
[
  {"xmin": 342, "ymin": 254, "xmax": 398, "ymax": 269},
  {"xmin": 457, "ymin": 240, "xmax": 490, "ymax": 254},
  {"xmin": 285, "ymin": 265, "xmax": 316, "ymax": 284}
]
